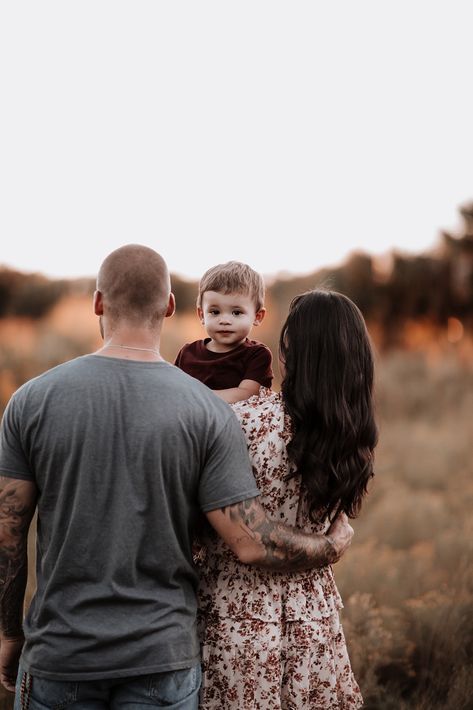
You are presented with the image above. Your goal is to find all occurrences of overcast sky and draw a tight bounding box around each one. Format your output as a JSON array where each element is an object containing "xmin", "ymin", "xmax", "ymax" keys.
[{"xmin": 1, "ymin": 1, "xmax": 472, "ymax": 281}]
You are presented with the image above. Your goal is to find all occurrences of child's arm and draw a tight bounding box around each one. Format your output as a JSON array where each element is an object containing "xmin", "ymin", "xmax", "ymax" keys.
[
  {"xmin": 214, "ymin": 344, "xmax": 273, "ymax": 403},
  {"xmin": 213, "ymin": 379, "xmax": 261, "ymax": 403}
]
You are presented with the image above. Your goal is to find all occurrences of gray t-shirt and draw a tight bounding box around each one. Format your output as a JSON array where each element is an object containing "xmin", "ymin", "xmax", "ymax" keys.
[{"xmin": 0, "ymin": 355, "xmax": 259, "ymax": 680}]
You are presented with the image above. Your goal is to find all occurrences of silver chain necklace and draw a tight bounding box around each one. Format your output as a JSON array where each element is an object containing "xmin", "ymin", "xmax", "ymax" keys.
[{"xmin": 106, "ymin": 344, "xmax": 161, "ymax": 357}]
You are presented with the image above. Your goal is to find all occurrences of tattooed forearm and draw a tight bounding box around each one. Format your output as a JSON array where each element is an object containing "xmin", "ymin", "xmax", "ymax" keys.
[
  {"xmin": 225, "ymin": 498, "xmax": 338, "ymax": 571},
  {"xmin": 0, "ymin": 478, "xmax": 37, "ymax": 638}
]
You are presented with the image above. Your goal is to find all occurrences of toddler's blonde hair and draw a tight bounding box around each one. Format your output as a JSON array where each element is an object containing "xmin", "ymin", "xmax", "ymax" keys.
[{"xmin": 197, "ymin": 261, "xmax": 265, "ymax": 311}]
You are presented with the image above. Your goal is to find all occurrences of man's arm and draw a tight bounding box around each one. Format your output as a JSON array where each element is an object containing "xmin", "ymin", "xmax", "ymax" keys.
[
  {"xmin": 0, "ymin": 476, "xmax": 38, "ymax": 692},
  {"xmin": 213, "ymin": 379, "xmax": 261, "ymax": 404},
  {"xmin": 205, "ymin": 496, "xmax": 353, "ymax": 571}
]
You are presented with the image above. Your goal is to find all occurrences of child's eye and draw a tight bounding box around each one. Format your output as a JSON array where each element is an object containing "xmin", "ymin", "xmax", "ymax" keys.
[
  {"xmin": 209, "ymin": 309, "xmax": 219, "ymax": 315},
  {"xmin": 232, "ymin": 310, "xmax": 243, "ymax": 316}
]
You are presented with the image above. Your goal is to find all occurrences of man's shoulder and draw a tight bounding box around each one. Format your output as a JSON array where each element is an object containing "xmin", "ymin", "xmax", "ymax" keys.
[
  {"xmin": 168, "ymin": 361, "xmax": 230, "ymax": 407},
  {"xmin": 13, "ymin": 356, "xmax": 88, "ymax": 397},
  {"xmin": 169, "ymin": 367, "xmax": 239, "ymax": 434}
]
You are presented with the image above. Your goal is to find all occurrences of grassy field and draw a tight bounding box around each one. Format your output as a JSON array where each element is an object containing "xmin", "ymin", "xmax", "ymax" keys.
[
  {"xmin": 1, "ymin": 336, "xmax": 472, "ymax": 708},
  {"xmin": 336, "ymin": 352, "xmax": 473, "ymax": 709}
]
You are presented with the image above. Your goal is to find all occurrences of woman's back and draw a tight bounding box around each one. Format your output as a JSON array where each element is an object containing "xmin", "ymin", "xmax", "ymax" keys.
[{"xmin": 197, "ymin": 389, "xmax": 363, "ymax": 709}]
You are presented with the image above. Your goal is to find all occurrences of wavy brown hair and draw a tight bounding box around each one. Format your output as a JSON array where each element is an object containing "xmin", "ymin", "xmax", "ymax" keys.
[{"xmin": 279, "ymin": 289, "xmax": 378, "ymax": 522}]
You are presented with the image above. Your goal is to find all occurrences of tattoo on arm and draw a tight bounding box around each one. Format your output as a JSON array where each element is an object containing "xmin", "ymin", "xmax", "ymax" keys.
[
  {"xmin": 224, "ymin": 497, "xmax": 336, "ymax": 571},
  {"xmin": 0, "ymin": 478, "xmax": 37, "ymax": 638}
]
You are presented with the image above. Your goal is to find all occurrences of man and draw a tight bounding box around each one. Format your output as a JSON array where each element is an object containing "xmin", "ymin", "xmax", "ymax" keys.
[{"xmin": 0, "ymin": 245, "xmax": 353, "ymax": 709}]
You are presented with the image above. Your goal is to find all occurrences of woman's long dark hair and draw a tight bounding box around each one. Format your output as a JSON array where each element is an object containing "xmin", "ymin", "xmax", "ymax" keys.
[{"xmin": 279, "ymin": 289, "xmax": 378, "ymax": 522}]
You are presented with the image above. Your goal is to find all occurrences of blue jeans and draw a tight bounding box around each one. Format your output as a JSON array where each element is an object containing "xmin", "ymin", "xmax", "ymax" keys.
[{"xmin": 14, "ymin": 662, "xmax": 201, "ymax": 710}]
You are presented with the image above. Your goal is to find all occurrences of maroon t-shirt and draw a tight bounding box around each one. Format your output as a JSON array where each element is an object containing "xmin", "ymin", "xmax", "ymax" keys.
[{"xmin": 174, "ymin": 338, "xmax": 273, "ymax": 390}]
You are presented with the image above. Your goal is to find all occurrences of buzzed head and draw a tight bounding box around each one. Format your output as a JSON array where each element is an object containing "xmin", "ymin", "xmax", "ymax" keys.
[{"xmin": 97, "ymin": 245, "xmax": 171, "ymax": 327}]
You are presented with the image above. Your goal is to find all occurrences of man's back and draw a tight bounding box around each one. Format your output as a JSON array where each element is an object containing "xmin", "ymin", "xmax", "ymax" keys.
[
  {"xmin": 0, "ymin": 245, "xmax": 353, "ymax": 707},
  {"xmin": 1, "ymin": 355, "xmax": 257, "ymax": 680}
]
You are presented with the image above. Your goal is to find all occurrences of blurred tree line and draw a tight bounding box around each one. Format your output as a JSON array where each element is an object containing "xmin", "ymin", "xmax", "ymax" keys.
[
  {"xmin": 0, "ymin": 270, "xmax": 94, "ymax": 319},
  {"xmin": 173, "ymin": 201, "xmax": 473, "ymax": 350},
  {"xmin": 1, "ymin": 201, "xmax": 473, "ymax": 350}
]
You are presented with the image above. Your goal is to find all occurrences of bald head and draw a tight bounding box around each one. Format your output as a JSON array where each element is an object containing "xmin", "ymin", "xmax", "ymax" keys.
[{"xmin": 96, "ymin": 245, "xmax": 171, "ymax": 327}]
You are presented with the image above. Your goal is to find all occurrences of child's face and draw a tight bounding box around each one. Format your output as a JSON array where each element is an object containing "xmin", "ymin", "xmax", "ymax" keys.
[{"xmin": 198, "ymin": 290, "xmax": 265, "ymax": 351}]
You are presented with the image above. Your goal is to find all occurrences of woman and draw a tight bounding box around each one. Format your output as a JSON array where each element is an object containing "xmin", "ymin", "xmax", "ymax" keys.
[{"xmin": 197, "ymin": 289, "xmax": 378, "ymax": 709}]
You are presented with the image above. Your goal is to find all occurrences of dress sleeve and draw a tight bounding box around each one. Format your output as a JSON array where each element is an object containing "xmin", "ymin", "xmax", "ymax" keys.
[{"xmin": 243, "ymin": 344, "xmax": 273, "ymax": 387}]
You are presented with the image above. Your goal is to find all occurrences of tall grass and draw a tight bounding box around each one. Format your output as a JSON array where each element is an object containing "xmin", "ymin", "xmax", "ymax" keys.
[
  {"xmin": 1, "ymin": 333, "xmax": 472, "ymax": 708},
  {"xmin": 336, "ymin": 352, "xmax": 473, "ymax": 709}
]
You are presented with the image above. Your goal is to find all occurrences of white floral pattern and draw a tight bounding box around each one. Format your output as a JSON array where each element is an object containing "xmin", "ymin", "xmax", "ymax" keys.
[{"xmin": 197, "ymin": 388, "xmax": 363, "ymax": 709}]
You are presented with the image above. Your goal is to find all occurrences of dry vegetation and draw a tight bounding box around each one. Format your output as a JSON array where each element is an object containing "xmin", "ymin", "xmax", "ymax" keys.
[
  {"xmin": 0, "ymin": 299, "xmax": 472, "ymax": 708},
  {"xmin": 336, "ymin": 352, "xmax": 473, "ymax": 709}
]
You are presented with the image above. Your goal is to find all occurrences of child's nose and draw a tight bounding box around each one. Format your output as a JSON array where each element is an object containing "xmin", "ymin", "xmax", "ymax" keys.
[{"xmin": 219, "ymin": 313, "xmax": 232, "ymax": 324}]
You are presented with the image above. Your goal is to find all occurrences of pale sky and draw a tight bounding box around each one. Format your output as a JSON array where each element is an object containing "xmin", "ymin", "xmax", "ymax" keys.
[{"xmin": 1, "ymin": 2, "xmax": 472, "ymax": 282}]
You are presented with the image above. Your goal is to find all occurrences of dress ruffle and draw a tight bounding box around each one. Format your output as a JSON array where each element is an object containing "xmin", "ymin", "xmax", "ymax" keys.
[{"xmin": 198, "ymin": 557, "xmax": 343, "ymax": 623}]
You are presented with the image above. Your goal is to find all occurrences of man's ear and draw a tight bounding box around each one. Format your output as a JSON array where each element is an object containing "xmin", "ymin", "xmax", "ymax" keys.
[
  {"xmin": 93, "ymin": 290, "xmax": 104, "ymax": 316},
  {"xmin": 165, "ymin": 293, "xmax": 176, "ymax": 318},
  {"xmin": 197, "ymin": 306, "xmax": 204, "ymax": 324},
  {"xmin": 253, "ymin": 308, "xmax": 266, "ymax": 326}
]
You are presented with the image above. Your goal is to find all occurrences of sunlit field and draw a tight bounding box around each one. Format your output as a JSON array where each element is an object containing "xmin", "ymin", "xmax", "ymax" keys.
[
  {"xmin": 337, "ymin": 352, "xmax": 473, "ymax": 710},
  {"xmin": 0, "ymin": 297, "xmax": 472, "ymax": 708}
]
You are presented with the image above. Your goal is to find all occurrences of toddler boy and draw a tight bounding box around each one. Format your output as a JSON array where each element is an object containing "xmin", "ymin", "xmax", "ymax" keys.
[{"xmin": 174, "ymin": 261, "xmax": 273, "ymax": 403}]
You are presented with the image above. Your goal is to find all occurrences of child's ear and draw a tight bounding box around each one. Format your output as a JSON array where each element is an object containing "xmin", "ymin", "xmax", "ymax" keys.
[
  {"xmin": 197, "ymin": 307, "xmax": 205, "ymax": 324},
  {"xmin": 253, "ymin": 308, "xmax": 266, "ymax": 327}
]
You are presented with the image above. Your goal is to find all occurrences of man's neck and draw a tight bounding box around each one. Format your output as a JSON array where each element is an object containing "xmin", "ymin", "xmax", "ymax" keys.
[{"xmin": 96, "ymin": 325, "xmax": 164, "ymax": 361}]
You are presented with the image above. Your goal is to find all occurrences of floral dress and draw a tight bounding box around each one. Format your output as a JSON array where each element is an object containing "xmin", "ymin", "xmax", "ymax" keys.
[{"xmin": 197, "ymin": 389, "xmax": 363, "ymax": 710}]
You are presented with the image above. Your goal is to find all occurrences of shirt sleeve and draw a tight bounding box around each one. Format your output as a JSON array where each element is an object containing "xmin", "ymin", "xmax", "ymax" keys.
[
  {"xmin": 243, "ymin": 344, "xmax": 273, "ymax": 387},
  {"xmin": 174, "ymin": 346, "xmax": 184, "ymax": 368},
  {"xmin": 0, "ymin": 394, "xmax": 34, "ymax": 481},
  {"xmin": 198, "ymin": 413, "xmax": 260, "ymax": 512}
]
